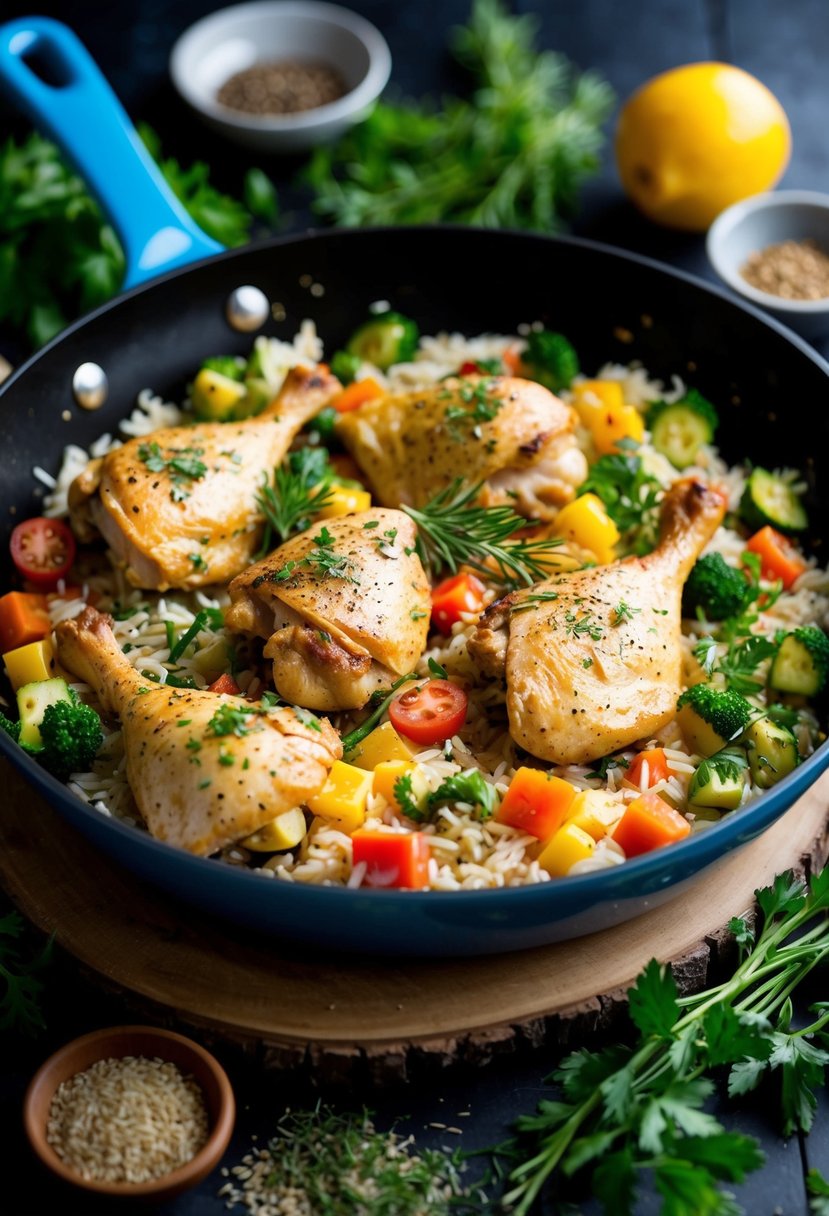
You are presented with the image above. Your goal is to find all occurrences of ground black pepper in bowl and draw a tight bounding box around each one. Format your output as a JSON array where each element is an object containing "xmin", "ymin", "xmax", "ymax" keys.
[{"xmin": 217, "ymin": 60, "xmax": 348, "ymax": 116}]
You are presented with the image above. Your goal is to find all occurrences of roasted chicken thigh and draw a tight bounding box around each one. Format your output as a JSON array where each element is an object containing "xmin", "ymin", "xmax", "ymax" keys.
[
  {"xmin": 335, "ymin": 375, "xmax": 586, "ymax": 517},
  {"xmin": 226, "ymin": 509, "xmax": 430, "ymax": 711},
  {"xmin": 55, "ymin": 607, "xmax": 341, "ymax": 856},
  {"xmin": 469, "ymin": 478, "xmax": 727, "ymax": 765},
  {"xmin": 68, "ymin": 366, "xmax": 340, "ymax": 591}
]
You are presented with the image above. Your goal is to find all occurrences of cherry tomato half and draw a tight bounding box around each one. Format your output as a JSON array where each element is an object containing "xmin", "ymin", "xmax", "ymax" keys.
[
  {"xmin": 431, "ymin": 572, "xmax": 486, "ymax": 635},
  {"xmin": 10, "ymin": 517, "xmax": 76, "ymax": 588},
  {"xmin": 389, "ymin": 679, "xmax": 468, "ymax": 746},
  {"xmin": 208, "ymin": 673, "xmax": 241, "ymax": 696}
]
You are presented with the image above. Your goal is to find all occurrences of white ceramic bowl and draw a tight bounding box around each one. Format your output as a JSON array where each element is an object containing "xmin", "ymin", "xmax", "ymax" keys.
[
  {"xmin": 169, "ymin": 1, "xmax": 391, "ymax": 152},
  {"xmin": 707, "ymin": 190, "xmax": 829, "ymax": 340}
]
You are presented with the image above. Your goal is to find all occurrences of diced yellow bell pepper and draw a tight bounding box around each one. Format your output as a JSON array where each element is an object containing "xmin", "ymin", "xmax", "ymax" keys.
[
  {"xmin": 3, "ymin": 638, "xmax": 57, "ymax": 692},
  {"xmin": 351, "ymin": 721, "xmax": 418, "ymax": 771},
  {"xmin": 241, "ymin": 807, "xmax": 308, "ymax": 852},
  {"xmin": 588, "ymin": 402, "xmax": 645, "ymax": 455},
  {"xmin": 315, "ymin": 485, "xmax": 372, "ymax": 519},
  {"xmin": 306, "ymin": 760, "xmax": 374, "ymax": 832},
  {"xmin": 537, "ymin": 822, "xmax": 596, "ymax": 877},
  {"xmin": 372, "ymin": 760, "xmax": 429, "ymax": 816},
  {"xmin": 571, "ymin": 379, "xmax": 625, "ymax": 426},
  {"xmin": 190, "ymin": 367, "xmax": 247, "ymax": 421},
  {"xmin": 553, "ymin": 494, "xmax": 620, "ymax": 565},
  {"xmin": 565, "ymin": 790, "xmax": 622, "ymax": 841}
]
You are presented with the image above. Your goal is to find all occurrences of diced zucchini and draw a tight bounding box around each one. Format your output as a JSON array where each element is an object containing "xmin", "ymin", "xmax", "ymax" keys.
[
  {"xmin": 745, "ymin": 717, "xmax": 799, "ymax": 789},
  {"xmin": 649, "ymin": 403, "xmax": 714, "ymax": 469},
  {"xmin": 190, "ymin": 367, "xmax": 247, "ymax": 421},
  {"xmin": 241, "ymin": 808, "xmax": 307, "ymax": 852},
  {"xmin": 16, "ymin": 677, "xmax": 72, "ymax": 749},
  {"xmin": 235, "ymin": 376, "xmax": 273, "ymax": 418},
  {"xmin": 687, "ymin": 748, "xmax": 748, "ymax": 811},
  {"xmin": 740, "ymin": 468, "xmax": 808, "ymax": 533},
  {"xmin": 769, "ymin": 628, "xmax": 829, "ymax": 697}
]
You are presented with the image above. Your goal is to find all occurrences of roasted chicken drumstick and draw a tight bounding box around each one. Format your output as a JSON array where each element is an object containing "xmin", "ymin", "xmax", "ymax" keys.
[
  {"xmin": 68, "ymin": 365, "xmax": 340, "ymax": 591},
  {"xmin": 55, "ymin": 607, "xmax": 341, "ymax": 856},
  {"xmin": 469, "ymin": 478, "xmax": 727, "ymax": 765}
]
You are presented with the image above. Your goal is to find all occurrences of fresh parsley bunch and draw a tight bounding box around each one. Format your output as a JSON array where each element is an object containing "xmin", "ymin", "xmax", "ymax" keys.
[
  {"xmin": 500, "ymin": 868, "xmax": 829, "ymax": 1215},
  {"xmin": 305, "ymin": 0, "xmax": 613, "ymax": 231}
]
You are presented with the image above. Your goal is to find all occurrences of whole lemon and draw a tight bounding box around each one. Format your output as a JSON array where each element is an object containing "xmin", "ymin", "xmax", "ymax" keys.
[{"xmin": 616, "ymin": 62, "xmax": 791, "ymax": 231}]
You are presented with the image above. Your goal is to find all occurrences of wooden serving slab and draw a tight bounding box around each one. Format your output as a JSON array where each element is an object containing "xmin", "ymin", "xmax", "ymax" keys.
[{"xmin": 2, "ymin": 761, "xmax": 828, "ymax": 1084}]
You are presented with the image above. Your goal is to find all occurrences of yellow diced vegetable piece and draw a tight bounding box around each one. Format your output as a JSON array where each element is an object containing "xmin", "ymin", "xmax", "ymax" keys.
[
  {"xmin": 191, "ymin": 367, "xmax": 247, "ymax": 420},
  {"xmin": 351, "ymin": 721, "xmax": 417, "ymax": 771},
  {"xmin": 537, "ymin": 822, "xmax": 596, "ymax": 877},
  {"xmin": 306, "ymin": 760, "xmax": 374, "ymax": 832},
  {"xmin": 372, "ymin": 760, "xmax": 429, "ymax": 815},
  {"xmin": 565, "ymin": 790, "xmax": 622, "ymax": 841},
  {"xmin": 3, "ymin": 638, "xmax": 57, "ymax": 692},
  {"xmin": 553, "ymin": 494, "xmax": 620, "ymax": 565},
  {"xmin": 571, "ymin": 379, "xmax": 625, "ymax": 425},
  {"xmin": 315, "ymin": 485, "xmax": 372, "ymax": 519},
  {"xmin": 588, "ymin": 402, "xmax": 645, "ymax": 455},
  {"xmin": 241, "ymin": 807, "xmax": 308, "ymax": 852}
]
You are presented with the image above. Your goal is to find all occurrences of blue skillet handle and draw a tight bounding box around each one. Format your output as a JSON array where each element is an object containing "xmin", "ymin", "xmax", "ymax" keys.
[{"xmin": 0, "ymin": 16, "xmax": 224, "ymax": 288}]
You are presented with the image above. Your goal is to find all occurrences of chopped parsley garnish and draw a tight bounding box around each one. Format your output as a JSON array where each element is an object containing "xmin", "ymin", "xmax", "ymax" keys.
[
  {"xmin": 427, "ymin": 770, "xmax": 499, "ymax": 821},
  {"xmin": 189, "ymin": 552, "xmax": 209, "ymax": 573},
  {"xmin": 582, "ymin": 657, "xmax": 593, "ymax": 669},
  {"xmin": 444, "ymin": 377, "xmax": 503, "ymax": 439},
  {"xmin": 206, "ymin": 703, "xmax": 264, "ymax": 738},
  {"xmin": 586, "ymin": 754, "xmax": 629, "ymax": 780},
  {"xmin": 410, "ymin": 609, "xmax": 428, "ymax": 620},
  {"xmin": 294, "ymin": 706, "xmax": 322, "ymax": 732},
  {"xmin": 613, "ymin": 600, "xmax": 641, "ymax": 625},
  {"xmin": 564, "ymin": 609, "xmax": 604, "ymax": 641},
  {"xmin": 271, "ymin": 526, "xmax": 359, "ymax": 586},
  {"xmin": 137, "ymin": 441, "xmax": 207, "ymax": 502}
]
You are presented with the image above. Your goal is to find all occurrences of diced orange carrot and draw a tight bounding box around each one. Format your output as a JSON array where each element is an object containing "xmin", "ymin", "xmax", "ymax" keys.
[
  {"xmin": 208, "ymin": 673, "xmax": 241, "ymax": 696},
  {"xmin": 332, "ymin": 376, "xmax": 385, "ymax": 414},
  {"xmin": 0, "ymin": 591, "xmax": 50, "ymax": 653},
  {"xmin": 496, "ymin": 768, "xmax": 577, "ymax": 840},
  {"xmin": 430, "ymin": 573, "xmax": 486, "ymax": 635},
  {"xmin": 746, "ymin": 526, "xmax": 808, "ymax": 590},
  {"xmin": 502, "ymin": 344, "xmax": 523, "ymax": 375},
  {"xmin": 351, "ymin": 829, "xmax": 431, "ymax": 889},
  {"xmin": 626, "ymin": 748, "xmax": 670, "ymax": 790},
  {"xmin": 612, "ymin": 791, "xmax": 690, "ymax": 858}
]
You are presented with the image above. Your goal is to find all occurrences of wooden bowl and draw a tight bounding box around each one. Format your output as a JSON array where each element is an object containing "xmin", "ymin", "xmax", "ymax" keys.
[{"xmin": 23, "ymin": 1025, "xmax": 235, "ymax": 1200}]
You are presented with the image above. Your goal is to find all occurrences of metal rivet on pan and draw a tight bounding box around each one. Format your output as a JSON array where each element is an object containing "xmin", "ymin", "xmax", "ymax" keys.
[
  {"xmin": 226, "ymin": 285, "xmax": 270, "ymax": 333},
  {"xmin": 72, "ymin": 362, "xmax": 108, "ymax": 410}
]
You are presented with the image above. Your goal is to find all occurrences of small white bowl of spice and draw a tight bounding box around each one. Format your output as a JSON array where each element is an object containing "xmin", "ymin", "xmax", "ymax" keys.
[
  {"xmin": 707, "ymin": 190, "xmax": 829, "ymax": 340},
  {"xmin": 170, "ymin": 0, "xmax": 392, "ymax": 152},
  {"xmin": 23, "ymin": 1025, "xmax": 235, "ymax": 1200}
]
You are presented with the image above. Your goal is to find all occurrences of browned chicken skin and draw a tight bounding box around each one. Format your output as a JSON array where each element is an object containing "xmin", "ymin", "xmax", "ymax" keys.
[
  {"xmin": 55, "ymin": 607, "xmax": 341, "ymax": 856},
  {"xmin": 68, "ymin": 366, "xmax": 340, "ymax": 592},
  {"xmin": 469, "ymin": 479, "xmax": 728, "ymax": 765},
  {"xmin": 225, "ymin": 509, "xmax": 430, "ymax": 711},
  {"xmin": 335, "ymin": 375, "xmax": 586, "ymax": 517}
]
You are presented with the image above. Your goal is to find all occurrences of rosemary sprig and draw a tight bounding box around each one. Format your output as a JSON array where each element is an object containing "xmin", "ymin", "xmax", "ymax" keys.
[
  {"xmin": 402, "ymin": 479, "xmax": 562, "ymax": 587},
  {"xmin": 255, "ymin": 447, "xmax": 335, "ymax": 557}
]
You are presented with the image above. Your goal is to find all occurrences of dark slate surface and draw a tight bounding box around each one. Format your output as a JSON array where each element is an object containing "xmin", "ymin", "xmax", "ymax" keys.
[{"xmin": 1, "ymin": 1, "xmax": 829, "ymax": 1212}]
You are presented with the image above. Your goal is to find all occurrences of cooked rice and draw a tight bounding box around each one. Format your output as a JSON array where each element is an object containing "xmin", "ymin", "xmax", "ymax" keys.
[{"xmin": 30, "ymin": 323, "xmax": 829, "ymax": 891}]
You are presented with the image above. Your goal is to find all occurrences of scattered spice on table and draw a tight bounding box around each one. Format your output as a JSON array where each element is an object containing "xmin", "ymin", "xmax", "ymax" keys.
[
  {"xmin": 217, "ymin": 61, "xmax": 347, "ymax": 116},
  {"xmin": 218, "ymin": 1105, "xmax": 482, "ymax": 1214},
  {"xmin": 741, "ymin": 237, "xmax": 829, "ymax": 300},
  {"xmin": 46, "ymin": 1055, "xmax": 209, "ymax": 1183}
]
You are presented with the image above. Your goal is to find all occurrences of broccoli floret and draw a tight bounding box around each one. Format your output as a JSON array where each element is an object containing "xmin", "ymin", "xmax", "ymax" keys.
[
  {"xmin": 0, "ymin": 711, "xmax": 20, "ymax": 743},
  {"xmin": 330, "ymin": 350, "xmax": 362, "ymax": 385},
  {"xmin": 677, "ymin": 683, "xmax": 752, "ymax": 743},
  {"xmin": 37, "ymin": 691, "xmax": 103, "ymax": 779},
  {"xmin": 522, "ymin": 330, "xmax": 579, "ymax": 393},
  {"xmin": 201, "ymin": 355, "xmax": 246, "ymax": 382},
  {"xmin": 346, "ymin": 311, "xmax": 419, "ymax": 370},
  {"xmin": 683, "ymin": 553, "xmax": 751, "ymax": 620}
]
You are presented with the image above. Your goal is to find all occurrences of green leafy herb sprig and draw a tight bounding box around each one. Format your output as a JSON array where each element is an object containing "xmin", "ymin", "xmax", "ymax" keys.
[
  {"xmin": 255, "ymin": 447, "xmax": 335, "ymax": 557},
  {"xmin": 579, "ymin": 448, "xmax": 663, "ymax": 556},
  {"xmin": 0, "ymin": 911, "xmax": 52, "ymax": 1036},
  {"xmin": 403, "ymin": 479, "xmax": 562, "ymax": 587},
  {"xmin": 305, "ymin": 0, "xmax": 613, "ymax": 232},
  {"xmin": 0, "ymin": 126, "xmax": 277, "ymax": 350},
  {"xmin": 498, "ymin": 868, "xmax": 829, "ymax": 1215}
]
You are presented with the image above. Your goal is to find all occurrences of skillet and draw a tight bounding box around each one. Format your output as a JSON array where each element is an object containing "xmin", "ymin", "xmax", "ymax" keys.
[{"xmin": 0, "ymin": 17, "xmax": 828, "ymax": 956}]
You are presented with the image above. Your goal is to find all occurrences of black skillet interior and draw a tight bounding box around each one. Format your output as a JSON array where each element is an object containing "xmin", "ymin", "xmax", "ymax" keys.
[{"xmin": 1, "ymin": 226, "xmax": 827, "ymax": 581}]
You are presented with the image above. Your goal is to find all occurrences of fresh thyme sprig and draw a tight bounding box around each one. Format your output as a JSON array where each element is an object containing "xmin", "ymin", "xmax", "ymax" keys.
[
  {"xmin": 402, "ymin": 480, "xmax": 562, "ymax": 587},
  {"xmin": 498, "ymin": 867, "xmax": 829, "ymax": 1215},
  {"xmin": 255, "ymin": 447, "xmax": 335, "ymax": 557}
]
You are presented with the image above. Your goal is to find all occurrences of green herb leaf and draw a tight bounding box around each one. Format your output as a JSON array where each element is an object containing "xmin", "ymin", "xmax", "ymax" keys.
[{"xmin": 628, "ymin": 959, "xmax": 679, "ymax": 1040}]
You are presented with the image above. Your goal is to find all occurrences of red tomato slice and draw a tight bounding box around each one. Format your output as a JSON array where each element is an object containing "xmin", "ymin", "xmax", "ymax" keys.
[
  {"xmin": 10, "ymin": 517, "xmax": 76, "ymax": 588},
  {"xmin": 388, "ymin": 679, "xmax": 468, "ymax": 745},
  {"xmin": 208, "ymin": 673, "xmax": 241, "ymax": 696}
]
